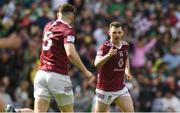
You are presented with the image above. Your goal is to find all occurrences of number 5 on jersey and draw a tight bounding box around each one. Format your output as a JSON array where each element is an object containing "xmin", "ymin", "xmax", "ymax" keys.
[{"xmin": 43, "ymin": 31, "xmax": 53, "ymax": 51}]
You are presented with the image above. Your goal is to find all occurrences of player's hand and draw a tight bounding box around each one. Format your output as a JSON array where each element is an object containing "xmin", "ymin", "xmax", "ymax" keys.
[
  {"xmin": 126, "ymin": 74, "xmax": 133, "ymax": 81},
  {"xmin": 84, "ymin": 71, "xmax": 96, "ymax": 88},
  {"xmin": 107, "ymin": 47, "xmax": 117, "ymax": 57},
  {"xmin": 87, "ymin": 75, "xmax": 96, "ymax": 88},
  {"xmin": 84, "ymin": 70, "xmax": 94, "ymax": 81}
]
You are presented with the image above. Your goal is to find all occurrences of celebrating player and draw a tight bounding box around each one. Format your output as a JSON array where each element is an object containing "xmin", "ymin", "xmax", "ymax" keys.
[{"xmin": 94, "ymin": 21, "xmax": 134, "ymax": 112}]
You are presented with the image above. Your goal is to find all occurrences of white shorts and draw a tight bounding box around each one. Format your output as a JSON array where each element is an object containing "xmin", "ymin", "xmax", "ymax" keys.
[
  {"xmin": 96, "ymin": 87, "xmax": 130, "ymax": 105},
  {"xmin": 34, "ymin": 70, "xmax": 74, "ymax": 106}
]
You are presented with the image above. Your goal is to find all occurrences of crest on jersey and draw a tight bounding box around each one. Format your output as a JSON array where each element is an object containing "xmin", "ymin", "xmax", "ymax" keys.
[
  {"xmin": 67, "ymin": 35, "xmax": 75, "ymax": 43},
  {"xmin": 119, "ymin": 51, "xmax": 123, "ymax": 57},
  {"xmin": 97, "ymin": 50, "xmax": 103, "ymax": 56}
]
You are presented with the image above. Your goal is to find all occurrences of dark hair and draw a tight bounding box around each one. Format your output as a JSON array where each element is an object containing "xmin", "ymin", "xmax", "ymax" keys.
[
  {"xmin": 109, "ymin": 21, "xmax": 123, "ymax": 30},
  {"xmin": 58, "ymin": 3, "xmax": 75, "ymax": 15}
]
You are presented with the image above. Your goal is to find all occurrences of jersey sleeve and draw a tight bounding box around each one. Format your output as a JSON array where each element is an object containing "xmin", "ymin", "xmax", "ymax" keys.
[
  {"xmin": 63, "ymin": 28, "xmax": 75, "ymax": 44},
  {"xmin": 96, "ymin": 44, "xmax": 106, "ymax": 56}
]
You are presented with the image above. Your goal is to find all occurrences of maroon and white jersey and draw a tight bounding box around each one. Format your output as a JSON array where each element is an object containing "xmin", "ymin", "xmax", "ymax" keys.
[
  {"xmin": 39, "ymin": 19, "xmax": 75, "ymax": 75},
  {"xmin": 96, "ymin": 40, "xmax": 129, "ymax": 91}
]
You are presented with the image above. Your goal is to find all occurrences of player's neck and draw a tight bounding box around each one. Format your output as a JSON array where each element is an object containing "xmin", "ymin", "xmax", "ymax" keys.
[
  {"xmin": 110, "ymin": 39, "xmax": 121, "ymax": 47},
  {"xmin": 61, "ymin": 17, "xmax": 72, "ymax": 25}
]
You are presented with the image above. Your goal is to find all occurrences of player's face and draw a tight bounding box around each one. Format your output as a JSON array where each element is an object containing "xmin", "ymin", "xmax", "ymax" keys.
[{"xmin": 109, "ymin": 26, "xmax": 124, "ymax": 42}]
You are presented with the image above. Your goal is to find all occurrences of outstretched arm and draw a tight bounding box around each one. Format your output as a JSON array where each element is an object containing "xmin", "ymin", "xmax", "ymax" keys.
[
  {"xmin": 0, "ymin": 33, "xmax": 21, "ymax": 49},
  {"xmin": 143, "ymin": 38, "xmax": 157, "ymax": 53}
]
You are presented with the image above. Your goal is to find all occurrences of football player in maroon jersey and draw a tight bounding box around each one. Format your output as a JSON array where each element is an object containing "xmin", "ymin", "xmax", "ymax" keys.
[
  {"xmin": 94, "ymin": 21, "xmax": 134, "ymax": 112},
  {"xmin": 33, "ymin": 3, "xmax": 93, "ymax": 112}
]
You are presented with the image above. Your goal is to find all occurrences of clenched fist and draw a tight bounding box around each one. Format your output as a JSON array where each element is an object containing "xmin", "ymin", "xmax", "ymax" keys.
[{"xmin": 107, "ymin": 46, "xmax": 117, "ymax": 57}]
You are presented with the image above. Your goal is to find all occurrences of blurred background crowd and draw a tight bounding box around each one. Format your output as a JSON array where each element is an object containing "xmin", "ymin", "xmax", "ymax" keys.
[{"xmin": 0, "ymin": 0, "xmax": 180, "ymax": 112}]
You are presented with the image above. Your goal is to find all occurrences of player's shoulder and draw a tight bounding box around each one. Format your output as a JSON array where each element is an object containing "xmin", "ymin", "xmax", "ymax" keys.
[
  {"xmin": 98, "ymin": 40, "xmax": 111, "ymax": 49},
  {"xmin": 43, "ymin": 21, "xmax": 54, "ymax": 32},
  {"xmin": 100, "ymin": 41, "xmax": 129, "ymax": 48},
  {"xmin": 56, "ymin": 19, "xmax": 73, "ymax": 30},
  {"xmin": 121, "ymin": 41, "xmax": 129, "ymax": 46},
  {"xmin": 121, "ymin": 41, "xmax": 129, "ymax": 50},
  {"xmin": 56, "ymin": 21, "xmax": 74, "ymax": 35},
  {"xmin": 103, "ymin": 40, "xmax": 112, "ymax": 47},
  {"xmin": 45, "ymin": 20, "xmax": 73, "ymax": 30}
]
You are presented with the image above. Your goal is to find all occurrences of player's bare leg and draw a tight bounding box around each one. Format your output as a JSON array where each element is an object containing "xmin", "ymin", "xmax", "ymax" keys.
[
  {"xmin": 95, "ymin": 100, "xmax": 109, "ymax": 112},
  {"xmin": 114, "ymin": 96, "xmax": 134, "ymax": 112},
  {"xmin": 0, "ymin": 101, "xmax": 5, "ymax": 112},
  {"xmin": 59, "ymin": 104, "xmax": 74, "ymax": 112},
  {"xmin": 34, "ymin": 97, "xmax": 50, "ymax": 112},
  {"xmin": 0, "ymin": 94, "xmax": 5, "ymax": 112},
  {"xmin": 53, "ymin": 93, "xmax": 74, "ymax": 112}
]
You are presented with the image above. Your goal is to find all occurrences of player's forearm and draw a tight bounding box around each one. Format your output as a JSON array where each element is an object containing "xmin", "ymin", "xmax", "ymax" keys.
[
  {"xmin": 65, "ymin": 44, "xmax": 88, "ymax": 74},
  {"xmin": 94, "ymin": 54, "xmax": 111, "ymax": 69},
  {"xmin": 125, "ymin": 66, "xmax": 131, "ymax": 75},
  {"xmin": 125, "ymin": 58, "xmax": 131, "ymax": 75},
  {"xmin": 69, "ymin": 51, "xmax": 88, "ymax": 73}
]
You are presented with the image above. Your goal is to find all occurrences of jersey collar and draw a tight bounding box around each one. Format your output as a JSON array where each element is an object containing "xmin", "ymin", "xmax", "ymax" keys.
[
  {"xmin": 110, "ymin": 40, "xmax": 123, "ymax": 49},
  {"xmin": 56, "ymin": 19, "xmax": 72, "ymax": 28}
]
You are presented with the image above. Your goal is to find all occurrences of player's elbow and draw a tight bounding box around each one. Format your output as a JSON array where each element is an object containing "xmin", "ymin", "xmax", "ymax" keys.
[
  {"xmin": 94, "ymin": 61, "xmax": 97, "ymax": 68},
  {"xmin": 66, "ymin": 52, "xmax": 73, "ymax": 59},
  {"xmin": 94, "ymin": 61, "xmax": 100, "ymax": 69}
]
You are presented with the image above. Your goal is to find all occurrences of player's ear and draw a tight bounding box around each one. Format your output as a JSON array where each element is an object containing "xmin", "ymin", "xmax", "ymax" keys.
[
  {"xmin": 57, "ymin": 12, "xmax": 62, "ymax": 19},
  {"xmin": 123, "ymin": 27, "xmax": 127, "ymax": 38},
  {"xmin": 57, "ymin": 12, "xmax": 59, "ymax": 18},
  {"xmin": 122, "ymin": 30, "xmax": 124, "ymax": 37},
  {"xmin": 108, "ymin": 30, "xmax": 111, "ymax": 36}
]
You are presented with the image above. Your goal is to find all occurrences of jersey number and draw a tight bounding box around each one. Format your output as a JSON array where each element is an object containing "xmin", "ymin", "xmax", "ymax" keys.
[
  {"xmin": 118, "ymin": 58, "xmax": 124, "ymax": 68},
  {"xmin": 42, "ymin": 31, "xmax": 53, "ymax": 51}
]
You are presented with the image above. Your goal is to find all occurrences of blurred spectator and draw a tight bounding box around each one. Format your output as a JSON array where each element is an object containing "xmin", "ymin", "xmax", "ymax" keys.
[
  {"xmin": 162, "ymin": 46, "xmax": 180, "ymax": 70},
  {"xmin": 93, "ymin": 21, "xmax": 108, "ymax": 50},
  {"xmin": 51, "ymin": 0, "xmax": 68, "ymax": 11},
  {"xmin": 151, "ymin": 90, "xmax": 163, "ymax": 112},
  {"xmin": 0, "ymin": 76, "xmax": 13, "ymax": 105},
  {"xmin": 131, "ymin": 37, "xmax": 157, "ymax": 68},
  {"xmin": 175, "ymin": 67, "xmax": 180, "ymax": 98},
  {"xmin": 14, "ymin": 80, "xmax": 31, "ymax": 108},
  {"xmin": 161, "ymin": 89, "xmax": 180, "ymax": 112}
]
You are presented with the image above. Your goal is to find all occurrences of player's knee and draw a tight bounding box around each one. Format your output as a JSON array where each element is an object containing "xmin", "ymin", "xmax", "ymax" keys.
[
  {"xmin": 95, "ymin": 104, "xmax": 109, "ymax": 112},
  {"xmin": 59, "ymin": 104, "xmax": 74, "ymax": 112},
  {"xmin": 95, "ymin": 108, "xmax": 108, "ymax": 112},
  {"xmin": 121, "ymin": 104, "xmax": 134, "ymax": 112},
  {"xmin": 34, "ymin": 96, "xmax": 50, "ymax": 112},
  {"xmin": 129, "ymin": 105, "xmax": 134, "ymax": 112}
]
